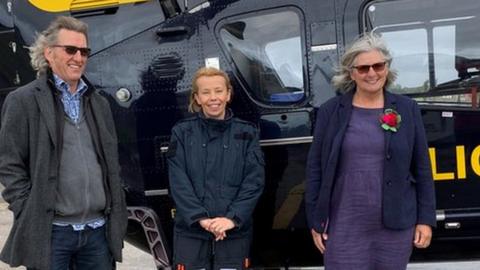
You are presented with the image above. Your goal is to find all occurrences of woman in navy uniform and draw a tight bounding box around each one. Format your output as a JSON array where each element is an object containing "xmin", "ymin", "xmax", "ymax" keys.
[
  {"xmin": 167, "ymin": 67, "xmax": 265, "ymax": 270},
  {"xmin": 305, "ymin": 33, "xmax": 436, "ymax": 269}
]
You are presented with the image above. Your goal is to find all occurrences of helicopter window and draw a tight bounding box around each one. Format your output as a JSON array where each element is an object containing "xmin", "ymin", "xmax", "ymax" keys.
[
  {"xmin": 218, "ymin": 9, "xmax": 305, "ymax": 105},
  {"xmin": 364, "ymin": 0, "xmax": 480, "ymax": 109}
]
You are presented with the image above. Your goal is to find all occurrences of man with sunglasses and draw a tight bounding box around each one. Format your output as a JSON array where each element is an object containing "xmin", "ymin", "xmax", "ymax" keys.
[{"xmin": 0, "ymin": 16, "xmax": 127, "ymax": 270}]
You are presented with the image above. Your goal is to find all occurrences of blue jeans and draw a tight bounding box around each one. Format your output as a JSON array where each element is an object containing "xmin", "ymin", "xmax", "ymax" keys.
[{"xmin": 49, "ymin": 224, "xmax": 113, "ymax": 270}]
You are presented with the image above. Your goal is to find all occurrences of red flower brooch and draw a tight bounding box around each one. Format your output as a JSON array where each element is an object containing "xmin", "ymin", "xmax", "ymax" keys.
[{"xmin": 380, "ymin": 108, "xmax": 401, "ymax": 132}]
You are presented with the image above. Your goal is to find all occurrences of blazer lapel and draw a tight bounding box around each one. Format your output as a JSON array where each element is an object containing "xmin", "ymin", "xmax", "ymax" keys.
[
  {"xmin": 383, "ymin": 91, "xmax": 397, "ymax": 159},
  {"xmin": 34, "ymin": 81, "xmax": 57, "ymax": 148},
  {"xmin": 338, "ymin": 91, "xmax": 354, "ymax": 138},
  {"xmin": 329, "ymin": 91, "xmax": 354, "ymax": 161}
]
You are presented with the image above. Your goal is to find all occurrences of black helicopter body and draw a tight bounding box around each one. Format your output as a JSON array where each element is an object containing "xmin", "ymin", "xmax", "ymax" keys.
[{"xmin": 1, "ymin": 0, "xmax": 480, "ymax": 268}]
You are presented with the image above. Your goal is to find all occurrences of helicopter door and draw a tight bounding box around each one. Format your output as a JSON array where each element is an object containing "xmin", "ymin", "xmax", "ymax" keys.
[{"xmin": 216, "ymin": 6, "xmax": 312, "ymax": 143}]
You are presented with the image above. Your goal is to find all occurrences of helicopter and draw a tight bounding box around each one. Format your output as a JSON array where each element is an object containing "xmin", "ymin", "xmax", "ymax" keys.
[{"xmin": 1, "ymin": 0, "xmax": 480, "ymax": 268}]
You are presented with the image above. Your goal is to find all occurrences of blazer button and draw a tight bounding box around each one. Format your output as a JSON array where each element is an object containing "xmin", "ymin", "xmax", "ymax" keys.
[
  {"xmin": 386, "ymin": 154, "xmax": 392, "ymax": 160},
  {"xmin": 202, "ymin": 143, "xmax": 206, "ymax": 147},
  {"xmin": 387, "ymin": 181, "xmax": 392, "ymax": 186}
]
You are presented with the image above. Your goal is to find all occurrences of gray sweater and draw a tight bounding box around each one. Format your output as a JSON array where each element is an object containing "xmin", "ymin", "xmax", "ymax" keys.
[{"xmin": 53, "ymin": 116, "xmax": 106, "ymax": 224}]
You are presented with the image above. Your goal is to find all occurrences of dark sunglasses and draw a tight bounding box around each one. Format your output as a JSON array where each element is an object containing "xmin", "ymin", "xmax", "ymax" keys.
[
  {"xmin": 52, "ymin": 45, "xmax": 91, "ymax": 57},
  {"xmin": 352, "ymin": 61, "xmax": 387, "ymax": 74}
]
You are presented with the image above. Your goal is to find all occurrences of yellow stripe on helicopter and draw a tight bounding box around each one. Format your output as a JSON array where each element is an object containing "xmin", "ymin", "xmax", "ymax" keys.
[{"xmin": 29, "ymin": 0, "xmax": 149, "ymax": 13}]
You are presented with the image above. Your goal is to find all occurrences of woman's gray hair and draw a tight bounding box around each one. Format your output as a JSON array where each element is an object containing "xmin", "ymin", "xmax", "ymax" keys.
[
  {"xmin": 29, "ymin": 16, "xmax": 88, "ymax": 77},
  {"xmin": 332, "ymin": 32, "xmax": 397, "ymax": 92}
]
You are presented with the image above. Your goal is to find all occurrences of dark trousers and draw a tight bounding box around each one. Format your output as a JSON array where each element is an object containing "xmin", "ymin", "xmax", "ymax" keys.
[
  {"xmin": 48, "ymin": 224, "xmax": 112, "ymax": 270},
  {"xmin": 173, "ymin": 233, "xmax": 250, "ymax": 270}
]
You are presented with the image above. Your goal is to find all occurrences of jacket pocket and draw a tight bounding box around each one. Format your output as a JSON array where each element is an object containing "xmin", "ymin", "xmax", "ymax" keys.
[
  {"xmin": 253, "ymin": 149, "xmax": 265, "ymax": 166},
  {"xmin": 407, "ymin": 175, "xmax": 417, "ymax": 184},
  {"xmin": 225, "ymin": 143, "xmax": 244, "ymax": 188},
  {"xmin": 7, "ymin": 182, "xmax": 31, "ymax": 220},
  {"xmin": 9, "ymin": 197, "xmax": 27, "ymax": 220}
]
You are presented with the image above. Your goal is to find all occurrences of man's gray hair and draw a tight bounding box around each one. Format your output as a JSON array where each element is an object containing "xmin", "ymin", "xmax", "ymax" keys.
[
  {"xmin": 29, "ymin": 16, "xmax": 88, "ymax": 77},
  {"xmin": 331, "ymin": 32, "xmax": 397, "ymax": 92}
]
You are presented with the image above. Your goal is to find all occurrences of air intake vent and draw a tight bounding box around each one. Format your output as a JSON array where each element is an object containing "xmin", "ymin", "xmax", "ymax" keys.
[{"xmin": 150, "ymin": 53, "xmax": 184, "ymax": 80}]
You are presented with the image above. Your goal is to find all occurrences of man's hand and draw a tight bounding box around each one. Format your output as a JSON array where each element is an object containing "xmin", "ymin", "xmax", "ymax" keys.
[
  {"xmin": 414, "ymin": 224, "xmax": 432, "ymax": 248},
  {"xmin": 311, "ymin": 229, "xmax": 328, "ymax": 254}
]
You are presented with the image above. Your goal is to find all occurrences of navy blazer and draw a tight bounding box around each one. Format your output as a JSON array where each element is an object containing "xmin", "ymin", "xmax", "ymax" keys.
[{"xmin": 305, "ymin": 90, "xmax": 436, "ymax": 233}]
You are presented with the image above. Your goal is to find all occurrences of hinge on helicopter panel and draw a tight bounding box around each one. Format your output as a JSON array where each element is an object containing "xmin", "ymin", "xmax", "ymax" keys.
[
  {"xmin": 7, "ymin": 1, "xmax": 12, "ymax": 13},
  {"xmin": 9, "ymin": 42, "xmax": 16, "ymax": 53},
  {"xmin": 188, "ymin": 1, "xmax": 209, "ymax": 13},
  {"xmin": 159, "ymin": 0, "xmax": 182, "ymax": 18},
  {"xmin": 14, "ymin": 72, "xmax": 21, "ymax": 85}
]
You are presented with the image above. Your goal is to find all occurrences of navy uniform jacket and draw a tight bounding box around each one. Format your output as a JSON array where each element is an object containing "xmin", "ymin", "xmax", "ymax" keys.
[
  {"xmin": 305, "ymin": 90, "xmax": 436, "ymax": 233},
  {"xmin": 167, "ymin": 111, "xmax": 265, "ymax": 239}
]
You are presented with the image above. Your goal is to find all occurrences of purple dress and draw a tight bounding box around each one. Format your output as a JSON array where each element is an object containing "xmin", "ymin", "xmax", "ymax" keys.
[{"xmin": 324, "ymin": 107, "xmax": 414, "ymax": 270}]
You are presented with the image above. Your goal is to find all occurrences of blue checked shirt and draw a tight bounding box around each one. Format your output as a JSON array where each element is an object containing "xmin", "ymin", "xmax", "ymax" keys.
[
  {"xmin": 52, "ymin": 74, "xmax": 105, "ymax": 230},
  {"xmin": 53, "ymin": 74, "xmax": 88, "ymax": 123}
]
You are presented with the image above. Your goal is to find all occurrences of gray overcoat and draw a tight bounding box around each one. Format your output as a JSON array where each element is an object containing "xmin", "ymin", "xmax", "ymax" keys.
[{"xmin": 0, "ymin": 74, "xmax": 128, "ymax": 270}]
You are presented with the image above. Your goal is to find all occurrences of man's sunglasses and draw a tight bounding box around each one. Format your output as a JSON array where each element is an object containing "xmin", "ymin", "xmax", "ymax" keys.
[
  {"xmin": 52, "ymin": 45, "xmax": 91, "ymax": 57},
  {"xmin": 352, "ymin": 61, "xmax": 387, "ymax": 74}
]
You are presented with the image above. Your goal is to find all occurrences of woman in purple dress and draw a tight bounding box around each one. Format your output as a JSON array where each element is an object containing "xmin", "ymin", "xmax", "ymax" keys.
[{"xmin": 305, "ymin": 33, "xmax": 436, "ymax": 269}]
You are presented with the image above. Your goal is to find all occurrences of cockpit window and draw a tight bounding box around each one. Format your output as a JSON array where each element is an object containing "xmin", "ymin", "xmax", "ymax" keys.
[
  {"xmin": 218, "ymin": 9, "xmax": 305, "ymax": 105},
  {"xmin": 365, "ymin": 0, "xmax": 480, "ymax": 108}
]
